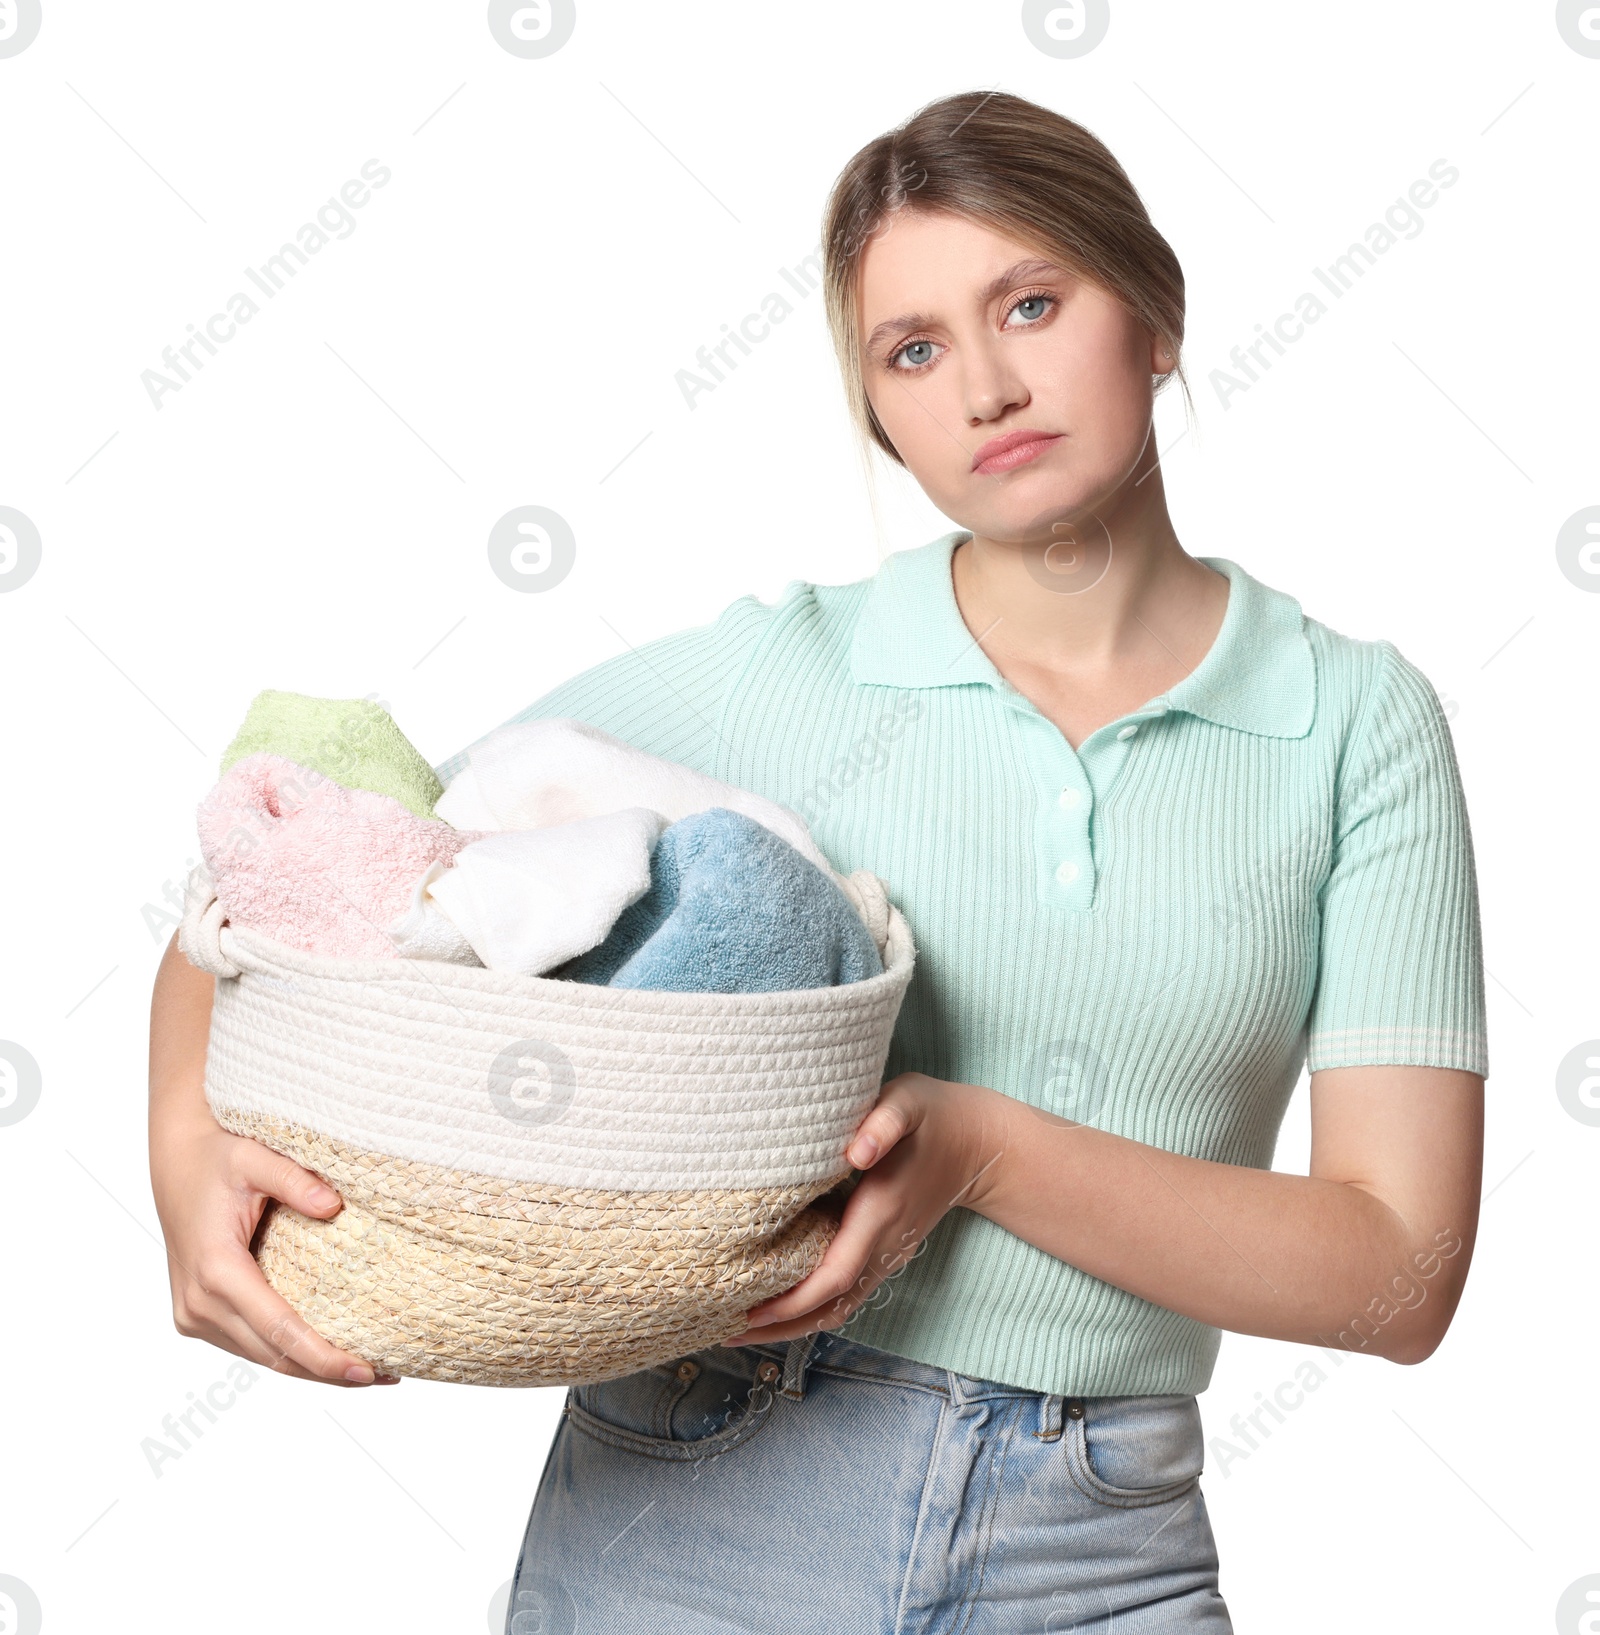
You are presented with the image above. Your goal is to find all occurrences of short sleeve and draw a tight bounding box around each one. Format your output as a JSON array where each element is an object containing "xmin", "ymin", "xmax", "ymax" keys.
[
  {"xmin": 1305, "ymin": 641, "xmax": 1489, "ymax": 1077},
  {"xmin": 430, "ymin": 591, "xmax": 777, "ymax": 788}
]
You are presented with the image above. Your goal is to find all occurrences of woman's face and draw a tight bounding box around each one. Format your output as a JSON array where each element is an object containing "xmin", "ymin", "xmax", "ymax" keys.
[{"xmin": 856, "ymin": 208, "xmax": 1172, "ymax": 546}]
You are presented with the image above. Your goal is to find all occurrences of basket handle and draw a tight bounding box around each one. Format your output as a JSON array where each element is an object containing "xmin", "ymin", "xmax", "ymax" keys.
[{"xmin": 177, "ymin": 864, "xmax": 241, "ymax": 979}]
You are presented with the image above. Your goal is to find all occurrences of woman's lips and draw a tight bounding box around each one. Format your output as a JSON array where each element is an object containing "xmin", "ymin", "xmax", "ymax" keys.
[{"xmin": 972, "ymin": 432, "xmax": 1062, "ymax": 475}]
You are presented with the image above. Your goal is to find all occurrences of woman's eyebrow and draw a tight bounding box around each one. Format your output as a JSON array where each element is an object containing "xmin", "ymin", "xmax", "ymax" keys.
[{"xmin": 863, "ymin": 259, "xmax": 1067, "ymax": 354}]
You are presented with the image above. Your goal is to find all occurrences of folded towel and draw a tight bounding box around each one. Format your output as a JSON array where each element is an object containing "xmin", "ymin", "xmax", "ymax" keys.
[
  {"xmin": 435, "ymin": 717, "xmax": 829, "ymax": 872},
  {"xmin": 198, "ymin": 752, "xmax": 479, "ymax": 959},
  {"xmin": 420, "ymin": 807, "xmax": 668, "ymax": 976},
  {"xmin": 221, "ymin": 690, "xmax": 444, "ymax": 820},
  {"xmin": 385, "ymin": 859, "xmax": 483, "ymax": 967},
  {"xmin": 558, "ymin": 808, "xmax": 884, "ymax": 993}
]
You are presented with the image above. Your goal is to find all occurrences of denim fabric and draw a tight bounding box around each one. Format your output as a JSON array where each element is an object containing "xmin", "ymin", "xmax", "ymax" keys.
[{"xmin": 504, "ymin": 1332, "xmax": 1233, "ymax": 1633}]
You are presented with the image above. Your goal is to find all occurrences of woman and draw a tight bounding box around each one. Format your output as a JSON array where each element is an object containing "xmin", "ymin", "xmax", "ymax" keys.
[{"xmin": 149, "ymin": 91, "xmax": 1487, "ymax": 1630}]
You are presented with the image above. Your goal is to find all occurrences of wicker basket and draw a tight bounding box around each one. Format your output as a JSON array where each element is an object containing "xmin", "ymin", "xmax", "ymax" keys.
[{"xmin": 178, "ymin": 874, "xmax": 915, "ymax": 1387}]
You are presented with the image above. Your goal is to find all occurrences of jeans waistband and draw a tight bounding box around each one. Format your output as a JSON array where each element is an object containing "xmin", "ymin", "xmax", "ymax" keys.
[{"xmin": 737, "ymin": 1330, "xmax": 1084, "ymax": 1442}]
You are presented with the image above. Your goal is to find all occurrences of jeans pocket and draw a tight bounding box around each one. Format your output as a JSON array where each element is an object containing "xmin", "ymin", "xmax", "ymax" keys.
[
  {"xmin": 565, "ymin": 1343, "xmax": 788, "ymax": 1462},
  {"xmin": 1065, "ymin": 1393, "xmax": 1205, "ymax": 1509}
]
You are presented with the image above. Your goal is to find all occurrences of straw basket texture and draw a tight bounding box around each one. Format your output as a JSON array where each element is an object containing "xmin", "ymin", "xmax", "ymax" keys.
[{"xmin": 178, "ymin": 872, "xmax": 915, "ymax": 1387}]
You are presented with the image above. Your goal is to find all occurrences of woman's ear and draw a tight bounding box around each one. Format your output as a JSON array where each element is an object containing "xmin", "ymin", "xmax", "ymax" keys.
[{"xmin": 1150, "ymin": 335, "xmax": 1177, "ymax": 378}]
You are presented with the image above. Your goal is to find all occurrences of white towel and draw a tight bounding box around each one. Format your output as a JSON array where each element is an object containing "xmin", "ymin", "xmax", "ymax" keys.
[
  {"xmin": 418, "ymin": 807, "xmax": 667, "ymax": 976},
  {"xmin": 385, "ymin": 859, "xmax": 483, "ymax": 967},
  {"xmin": 435, "ymin": 717, "xmax": 830, "ymax": 873}
]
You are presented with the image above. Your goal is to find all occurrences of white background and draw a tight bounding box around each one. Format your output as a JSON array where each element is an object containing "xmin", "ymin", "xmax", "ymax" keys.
[{"xmin": 1, "ymin": 2, "xmax": 1595, "ymax": 1631}]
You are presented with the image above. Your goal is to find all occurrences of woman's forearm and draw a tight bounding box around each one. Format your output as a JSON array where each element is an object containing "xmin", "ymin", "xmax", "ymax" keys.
[{"xmin": 962, "ymin": 1088, "xmax": 1474, "ymax": 1364}]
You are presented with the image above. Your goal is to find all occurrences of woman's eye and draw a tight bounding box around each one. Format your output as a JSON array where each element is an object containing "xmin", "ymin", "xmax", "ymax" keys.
[
  {"xmin": 894, "ymin": 339, "xmax": 937, "ymax": 370},
  {"xmin": 1008, "ymin": 294, "xmax": 1052, "ymax": 324}
]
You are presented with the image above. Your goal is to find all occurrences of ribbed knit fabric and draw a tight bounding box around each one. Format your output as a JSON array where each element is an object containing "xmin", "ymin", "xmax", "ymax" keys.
[{"xmin": 434, "ymin": 530, "xmax": 1488, "ymax": 1398}]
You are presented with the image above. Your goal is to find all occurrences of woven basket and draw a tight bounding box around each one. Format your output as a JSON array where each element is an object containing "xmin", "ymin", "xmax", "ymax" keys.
[{"xmin": 178, "ymin": 873, "xmax": 915, "ymax": 1387}]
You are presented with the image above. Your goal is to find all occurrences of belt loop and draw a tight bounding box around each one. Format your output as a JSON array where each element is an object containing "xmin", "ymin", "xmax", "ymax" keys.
[
  {"xmin": 1035, "ymin": 1392, "xmax": 1066, "ymax": 1441},
  {"xmin": 780, "ymin": 1332, "xmax": 822, "ymax": 1401}
]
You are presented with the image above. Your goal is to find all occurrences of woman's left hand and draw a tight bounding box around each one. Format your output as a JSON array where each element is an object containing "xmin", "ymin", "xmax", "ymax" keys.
[{"xmin": 721, "ymin": 1072, "xmax": 1007, "ymax": 1347}]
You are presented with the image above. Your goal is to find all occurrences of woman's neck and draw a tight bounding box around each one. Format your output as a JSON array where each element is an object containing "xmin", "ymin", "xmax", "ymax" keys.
[{"xmin": 948, "ymin": 470, "xmax": 1231, "ymax": 748}]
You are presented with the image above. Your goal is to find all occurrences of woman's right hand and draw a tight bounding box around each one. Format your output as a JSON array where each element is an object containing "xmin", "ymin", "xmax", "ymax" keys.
[
  {"xmin": 152, "ymin": 1114, "xmax": 397, "ymax": 1387},
  {"xmin": 149, "ymin": 929, "xmax": 396, "ymax": 1387}
]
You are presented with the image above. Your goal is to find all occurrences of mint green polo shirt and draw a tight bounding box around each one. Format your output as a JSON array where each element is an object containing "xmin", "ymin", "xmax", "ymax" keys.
[{"xmin": 435, "ymin": 530, "xmax": 1489, "ymax": 1397}]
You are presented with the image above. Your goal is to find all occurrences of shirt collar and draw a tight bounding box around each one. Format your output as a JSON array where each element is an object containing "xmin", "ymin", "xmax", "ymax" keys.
[{"xmin": 849, "ymin": 529, "xmax": 1316, "ymax": 739}]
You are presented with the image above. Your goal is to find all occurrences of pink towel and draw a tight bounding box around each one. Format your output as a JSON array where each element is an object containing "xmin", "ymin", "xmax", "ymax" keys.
[{"xmin": 198, "ymin": 753, "xmax": 483, "ymax": 959}]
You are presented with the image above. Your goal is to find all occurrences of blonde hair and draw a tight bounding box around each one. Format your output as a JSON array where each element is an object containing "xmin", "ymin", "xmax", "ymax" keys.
[{"xmin": 821, "ymin": 90, "xmax": 1192, "ymax": 470}]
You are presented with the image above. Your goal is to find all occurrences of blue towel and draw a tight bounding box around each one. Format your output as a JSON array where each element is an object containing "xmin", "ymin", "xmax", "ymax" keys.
[{"xmin": 558, "ymin": 807, "xmax": 883, "ymax": 992}]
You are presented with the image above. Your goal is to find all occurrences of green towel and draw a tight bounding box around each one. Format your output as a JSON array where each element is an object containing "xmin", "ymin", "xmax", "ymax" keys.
[{"xmin": 219, "ymin": 690, "xmax": 444, "ymax": 820}]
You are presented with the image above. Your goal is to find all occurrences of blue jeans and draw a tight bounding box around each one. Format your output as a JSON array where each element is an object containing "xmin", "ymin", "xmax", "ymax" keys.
[{"xmin": 505, "ymin": 1331, "xmax": 1233, "ymax": 1633}]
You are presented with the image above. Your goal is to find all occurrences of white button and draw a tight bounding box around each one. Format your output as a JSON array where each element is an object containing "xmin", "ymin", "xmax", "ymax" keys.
[
  {"xmin": 1055, "ymin": 860, "xmax": 1079, "ymax": 886},
  {"xmin": 1057, "ymin": 786, "xmax": 1082, "ymax": 810},
  {"xmin": 1117, "ymin": 724, "xmax": 1139, "ymax": 740}
]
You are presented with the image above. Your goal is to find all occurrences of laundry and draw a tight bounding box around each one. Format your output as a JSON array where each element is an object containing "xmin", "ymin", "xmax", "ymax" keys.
[
  {"xmin": 220, "ymin": 690, "xmax": 445, "ymax": 820},
  {"xmin": 194, "ymin": 700, "xmax": 882, "ymax": 995},
  {"xmin": 434, "ymin": 717, "xmax": 831, "ymax": 873},
  {"xmin": 557, "ymin": 808, "xmax": 883, "ymax": 993},
  {"xmin": 197, "ymin": 752, "xmax": 479, "ymax": 960},
  {"xmin": 385, "ymin": 859, "xmax": 483, "ymax": 967},
  {"xmin": 417, "ymin": 808, "xmax": 668, "ymax": 976}
]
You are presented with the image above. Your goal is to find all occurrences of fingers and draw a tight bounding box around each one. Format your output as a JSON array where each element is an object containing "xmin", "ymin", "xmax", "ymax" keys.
[
  {"xmin": 240, "ymin": 1275, "xmax": 397, "ymax": 1379},
  {"xmin": 178, "ymin": 1244, "xmax": 395, "ymax": 1386},
  {"xmin": 173, "ymin": 1134, "xmax": 391, "ymax": 1385},
  {"xmin": 232, "ymin": 1260, "xmax": 392, "ymax": 1384},
  {"xmin": 233, "ymin": 1139, "xmax": 344, "ymax": 1219},
  {"xmin": 728, "ymin": 1184, "xmax": 916, "ymax": 1345},
  {"xmin": 739, "ymin": 1241, "xmax": 864, "ymax": 1333},
  {"xmin": 847, "ymin": 1074, "xmax": 925, "ymax": 1168},
  {"xmin": 158, "ymin": 1124, "xmax": 393, "ymax": 1385}
]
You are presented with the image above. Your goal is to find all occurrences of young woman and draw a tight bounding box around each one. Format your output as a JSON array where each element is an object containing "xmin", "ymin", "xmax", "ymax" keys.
[{"xmin": 149, "ymin": 91, "xmax": 1487, "ymax": 1630}]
